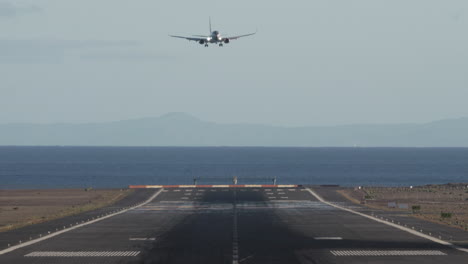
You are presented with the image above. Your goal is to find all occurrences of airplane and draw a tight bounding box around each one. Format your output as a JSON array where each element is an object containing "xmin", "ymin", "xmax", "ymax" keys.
[{"xmin": 170, "ymin": 18, "xmax": 256, "ymax": 47}]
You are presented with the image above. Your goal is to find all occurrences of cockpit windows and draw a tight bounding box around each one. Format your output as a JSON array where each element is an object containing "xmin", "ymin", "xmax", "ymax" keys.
[{"xmin": 213, "ymin": 31, "xmax": 219, "ymax": 35}]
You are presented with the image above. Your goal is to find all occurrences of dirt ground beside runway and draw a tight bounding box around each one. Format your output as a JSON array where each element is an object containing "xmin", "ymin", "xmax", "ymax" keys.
[
  {"xmin": 0, "ymin": 188, "xmax": 133, "ymax": 232},
  {"xmin": 338, "ymin": 183, "xmax": 468, "ymax": 231}
]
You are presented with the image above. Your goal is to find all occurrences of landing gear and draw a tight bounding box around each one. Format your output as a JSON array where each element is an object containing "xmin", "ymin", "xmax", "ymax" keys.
[
  {"xmin": 219, "ymin": 43, "xmax": 223, "ymax": 47},
  {"xmin": 204, "ymin": 44, "xmax": 208, "ymax": 47}
]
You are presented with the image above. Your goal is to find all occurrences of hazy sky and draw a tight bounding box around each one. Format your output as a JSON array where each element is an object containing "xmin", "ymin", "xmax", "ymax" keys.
[{"xmin": 1, "ymin": 0, "xmax": 467, "ymax": 126}]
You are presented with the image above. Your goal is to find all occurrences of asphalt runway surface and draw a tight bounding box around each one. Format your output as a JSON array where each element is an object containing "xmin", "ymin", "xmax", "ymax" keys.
[{"xmin": 1, "ymin": 187, "xmax": 467, "ymax": 263}]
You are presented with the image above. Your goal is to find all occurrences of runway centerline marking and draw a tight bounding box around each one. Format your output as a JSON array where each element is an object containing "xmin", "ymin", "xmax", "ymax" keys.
[{"xmin": 232, "ymin": 189, "xmax": 239, "ymax": 264}]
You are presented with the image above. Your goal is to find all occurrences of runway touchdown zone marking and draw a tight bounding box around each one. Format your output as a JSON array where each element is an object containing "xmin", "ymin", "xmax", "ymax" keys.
[
  {"xmin": 129, "ymin": 238, "xmax": 156, "ymax": 241},
  {"xmin": 314, "ymin": 237, "xmax": 343, "ymax": 240},
  {"xmin": 330, "ymin": 250, "xmax": 446, "ymax": 256},
  {"xmin": 25, "ymin": 251, "xmax": 140, "ymax": 257}
]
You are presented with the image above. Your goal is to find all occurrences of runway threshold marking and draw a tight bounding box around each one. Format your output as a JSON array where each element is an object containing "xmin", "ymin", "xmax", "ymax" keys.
[
  {"xmin": 330, "ymin": 250, "xmax": 446, "ymax": 256},
  {"xmin": 25, "ymin": 251, "xmax": 140, "ymax": 257},
  {"xmin": 305, "ymin": 188, "xmax": 468, "ymax": 254},
  {"xmin": 0, "ymin": 189, "xmax": 164, "ymax": 256}
]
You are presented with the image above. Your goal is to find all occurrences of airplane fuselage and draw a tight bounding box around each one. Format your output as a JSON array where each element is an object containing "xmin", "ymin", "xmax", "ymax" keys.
[{"xmin": 208, "ymin": 31, "xmax": 221, "ymax": 43}]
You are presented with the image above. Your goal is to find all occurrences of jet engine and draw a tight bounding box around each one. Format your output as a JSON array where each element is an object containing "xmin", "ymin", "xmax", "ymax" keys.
[
  {"xmin": 199, "ymin": 40, "xmax": 206, "ymax": 45},
  {"xmin": 224, "ymin": 38, "xmax": 230, "ymax": 44}
]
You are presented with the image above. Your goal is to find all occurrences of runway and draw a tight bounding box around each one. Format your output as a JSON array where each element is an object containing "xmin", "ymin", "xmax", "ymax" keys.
[{"xmin": 1, "ymin": 187, "xmax": 467, "ymax": 263}]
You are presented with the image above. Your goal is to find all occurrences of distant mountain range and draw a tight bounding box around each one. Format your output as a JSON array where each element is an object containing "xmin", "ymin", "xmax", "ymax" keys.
[{"xmin": 1, "ymin": 112, "xmax": 468, "ymax": 147}]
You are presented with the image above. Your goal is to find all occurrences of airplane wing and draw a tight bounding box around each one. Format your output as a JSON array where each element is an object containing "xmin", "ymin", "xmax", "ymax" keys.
[
  {"xmin": 169, "ymin": 35, "xmax": 206, "ymax": 42},
  {"xmin": 225, "ymin": 31, "xmax": 257, "ymax": 40}
]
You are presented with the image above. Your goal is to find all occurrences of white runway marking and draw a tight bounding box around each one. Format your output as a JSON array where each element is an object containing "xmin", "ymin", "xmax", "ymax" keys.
[
  {"xmin": 232, "ymin": 191, "xmax": 239, "ymax": 264},
  {"xmin": 0, "ymin": 189, "xmax": 163, "ymax": 256},
  {"xmin": 280, "ymin": 197, "xmax": 289, "ymax": 199},
  {"xmin": 140, "ymin": 200, "xmax": 334, "ymax": 211},
  {"xmin": 129, "ymin": 238, "xmax": 156, "ymax": 241},
  {"xmin": 314, "ymin": 237, "xmax": 343, "ymax": 240},
  {"xmin": 306, "ymin": 188, "xmax": 468, "ymax": 254},
  {"xmin": 173, "ymin": 189, "xmax": 181, "ymax": 192},
  {"xmin": 25, "ymin": 251, "xmax": 140, "ymax": 257},
  {"xmin": 330, "ymin": 250, "xmax": 446, "ymax": 256}
]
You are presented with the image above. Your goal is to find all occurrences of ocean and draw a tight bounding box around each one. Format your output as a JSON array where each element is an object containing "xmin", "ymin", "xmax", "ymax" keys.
[{"xmin": 0, "ymin": 147, "xmax": 467, "ymax": 189}]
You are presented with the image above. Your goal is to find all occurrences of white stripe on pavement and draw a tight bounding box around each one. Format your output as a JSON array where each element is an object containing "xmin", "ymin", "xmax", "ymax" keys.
[
  {"xmin": 25, "ymin": 251, "xmax": 141, "ymax": 257},
  {"xmin": 305, "ymin": 188, "xmax": 468, "ymax": 254},
  {"xmin": 0, "ymin": 189, "xmax": 163, "ymax": 256},
  {"xmin": 330, "ymin": 250, "xmax": 446, "ymax": 256}
]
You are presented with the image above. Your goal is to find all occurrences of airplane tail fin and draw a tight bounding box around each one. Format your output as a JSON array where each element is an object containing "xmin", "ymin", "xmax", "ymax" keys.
[{"xmin": 209, "ymin": 17, "xmax": 212, "ymax": 33}]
